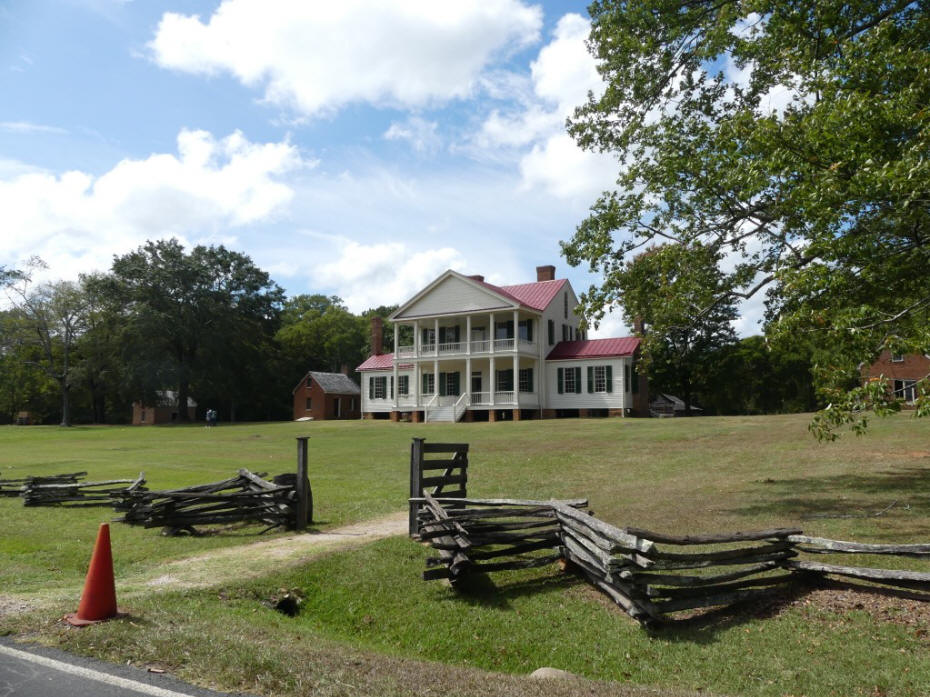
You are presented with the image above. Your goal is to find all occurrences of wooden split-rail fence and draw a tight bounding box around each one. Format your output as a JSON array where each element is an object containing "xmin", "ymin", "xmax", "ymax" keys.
[
  {"xmin": 113, "ymin": 468, "xmax": 309, "ymax": 534},
  {"xmin": 410, "ymin": 439, "xmax": 930, "ymax": 626},
  {"xmin": 0, "ymin": 472, "xmax": 88, "ymax": 498},
  {"xmin": 22, "ymin": 472, "xmax": 146, "ymax": 507}
]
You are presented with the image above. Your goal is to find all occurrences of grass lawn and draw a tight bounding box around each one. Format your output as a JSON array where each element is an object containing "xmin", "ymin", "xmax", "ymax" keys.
[{"xmin": 2, "ymin": 413, "xmax": 930, "ymax": 696}]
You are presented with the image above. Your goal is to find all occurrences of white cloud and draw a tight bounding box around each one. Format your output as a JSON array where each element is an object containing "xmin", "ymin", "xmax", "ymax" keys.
[
  {"xmin": 313, "ymin": 241, "xmax": 465, "ymax": 312},
  {"xmin": 384, "ymin": 116, "xmax": 441, "ymax": 154},
  {"xmin": 0, "ymin": 121, "xmax": 68, "ymax": 135},
  {"xmin": 474, "ymin": 13, "xmax": 617, "ymax": 201},
  {"xmin": 0, "ymin": 129, "xmax": 307, "ymax": 281},
  {"xmin": 150, "ymin": 0, "xmax": 542, "ymax": 117}
]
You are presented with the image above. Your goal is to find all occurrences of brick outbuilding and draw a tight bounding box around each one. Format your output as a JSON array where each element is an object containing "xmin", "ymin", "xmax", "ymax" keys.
[
  {"xmin": 292, "ymin": 371, "xmax": 361, "ymax": 421},
  {"xmin": 861, "ymin": 351, "xmax": 930, "ymax": 404}
]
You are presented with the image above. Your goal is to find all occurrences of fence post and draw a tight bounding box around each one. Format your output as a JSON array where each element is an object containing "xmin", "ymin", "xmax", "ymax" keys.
[
  {"xmin": 295, "ymin": 436, "xmax": 310, "ymax": 530},
  {"xmin": 409, "ymin": 437, "xmax": 425, "ymax": 537}
]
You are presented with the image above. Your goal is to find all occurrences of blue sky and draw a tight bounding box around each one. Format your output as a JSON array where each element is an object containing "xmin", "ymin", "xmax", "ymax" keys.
[{"xmin": 0, "ymin": 0, "xmax": 764, "ymax": 336}]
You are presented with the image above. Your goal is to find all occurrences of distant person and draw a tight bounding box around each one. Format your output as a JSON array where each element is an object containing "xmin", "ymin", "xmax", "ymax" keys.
[{"xmin": 206, "ymin": 409, "xmax": 217, "ymax": 427}]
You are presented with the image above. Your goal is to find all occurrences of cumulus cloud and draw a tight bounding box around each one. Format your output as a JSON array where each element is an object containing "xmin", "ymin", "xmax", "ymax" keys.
[
  {"xmin": 149, "ymin": 0, "xmax": 542, "ymax": 117},
  {"xmin": 474, "ymin": 13, "xmax": 616, "ymax": 201},
  {"xmin": 312, "ymin": 241, "xmax": 466, "ymax": 312},
  {"xmin": 0, "ymin": 129, "xmax": 307, "ymax": 280}
]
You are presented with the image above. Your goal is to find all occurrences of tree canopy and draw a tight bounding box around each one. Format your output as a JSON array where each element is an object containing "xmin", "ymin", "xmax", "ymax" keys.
[{"xmin": 564, "ymin": 0, "xmax": 930, "ymax": 436}]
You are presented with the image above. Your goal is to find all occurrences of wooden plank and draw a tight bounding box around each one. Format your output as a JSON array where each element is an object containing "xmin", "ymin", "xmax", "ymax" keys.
[
  {"xmin": 643, "ymin": 549, "xmax": 795, "ymax": 571},
  {"xmin": 468, "ymin": 538, "xmax": 560, "ymax": 560},
  {"xmin": 553, "ymin": 503, "xmax": 655, "ymax": 555},
  {"xmin": 471, "ymin": 554, "xmax": 562, "ymax": 572},
  {"xmin": 409, "ymin": 438, "xmax": 425, "ymax": 537},
  {"xmin": 786, "ymin": 560, "xmax": 930, "ymax": 583},
  {"xmin": 787, "ymin": 535, "xmax": 930, "ymax": 556},
  {"xmin": 625, "ymin": 527, "xmax": 802, "ymax": 546},
  {"xmin": 645, "ymin": 574, "xmax": 796, "ymax": 599},
  {"xmin": 422, "ymin": 443, "xmax": 469, "ymax": 453},
  {"xmin": 560, "ymin": 527, "xmax": 621, "ymax": 570},
  {"xmin": 620, "ymin": 561, "xmax": 780, "ymax": 587},
  {"xmin": 419, "ymin": 459, "xmax": 467, "ymax": 470},
  {"xmin": 646, "ymin": 541, "xmax": 791, "ymax": 563},
  {"xmin": 412, "ymin": 497, "xmax": 588, "ymax": 508}
]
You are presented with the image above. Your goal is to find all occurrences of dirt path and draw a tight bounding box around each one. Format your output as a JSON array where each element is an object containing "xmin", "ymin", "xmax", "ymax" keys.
[{"xmin": 0, "ymin": 511, "xmax": 408, "ymax": 619}]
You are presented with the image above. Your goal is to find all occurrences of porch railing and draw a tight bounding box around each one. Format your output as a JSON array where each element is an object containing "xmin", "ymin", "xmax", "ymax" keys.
[
  {"xmin": 453, "ymin": 393, "xmax": 468, "ymax": 422},
  {"xmin": 494, "ymin": 391, "xmax": 516, "ymax": 405},
  {"xmin": 396, "ymin": 337, "xmax": 536, "ymax": 358},
  {"xmin": 493, "ymin": 338, "xmax": 515, "ymax": 351},
  {"xmin": 470, "ymin": 392, "xmax": 491, "ymax": 406}
]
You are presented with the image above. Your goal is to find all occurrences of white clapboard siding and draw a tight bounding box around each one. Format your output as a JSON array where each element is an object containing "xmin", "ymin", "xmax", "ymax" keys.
[{"xmin": 545, "ymin": 358, "xmax": 631, "ymax": 410}]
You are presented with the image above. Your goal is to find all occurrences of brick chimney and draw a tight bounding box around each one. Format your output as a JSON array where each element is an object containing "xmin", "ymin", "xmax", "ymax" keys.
[
  {"xmin": 536, "ymin": 265, "xmax": 555, "ymax": 282},
  {"xmin": 468, "ymin": 274, "xmax": 485, "ymax": 282},
  {"xmin": 370, "ymin": 316, "xmax": 383, "ymax": 356}
]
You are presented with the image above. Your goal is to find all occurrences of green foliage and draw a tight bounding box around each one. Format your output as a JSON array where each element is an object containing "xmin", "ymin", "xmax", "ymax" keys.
[
  {"xmin": 564, "ymin": 0, "xmax": 930, "ymax": 437},
  {"xmin": 94, "ymin": 238, "xmax": 285, "ymax": 421},
  {"xmin": 618, "ymin": 243, "xmax": 738, "ymax": 411}
]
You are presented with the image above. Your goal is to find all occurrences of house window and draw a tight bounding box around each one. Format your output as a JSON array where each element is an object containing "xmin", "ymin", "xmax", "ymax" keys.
[
  {"xmin": 422, "ymin": 328, "xmax": 436, "ymax": 349},
  {"xmin": 495, "ymin": 321, "xmax": 514, "ymax": 339},
  {"xmin": 548, "ymin": 319, "xmax": 554, "ymax": 346},
  {"xmin": 891, "ymin": 354, "xmax": 905, "ymax": 363},
  {"xmin": 306, "ymin": 398, "xmax": 312, "ymax": 410},
  {"xmin": 518, "ymin": 319, "xmax": 533, "ymax": 342},
  {"xmin": 519, "ymin": 368, "xmax": 534, "ymax": 393},
  {"xmin": 563, "ymin": 291, "xmax": 568, "ymax": 319},
  {"xmin": 471, "ymin": 371, "xmax": 482, "ymax": 393},
  {"xmin": 422, "ymin": 373, "xmax": 435, "ymax": 394},
  {"xmin": 894, "ymin": 379, "xmax": 917, "ymax": 402},
  {"xmin": 562, "ymin": 324, "xmax": 568, "ymax": 341},
  {"xmin": 496, "ymin": 369, "xmax": 514, "ymax": 391},
  {"xmin": 370, "ymin": 376, "xmax": 387, "ymax": 399},
  {"xmin": 350, "ymin": 398, "xmax": 355, "ymax": 411},
  {"xmin": 398, "ymin": 375, "xmax": 409, "ymax": 396},
  {"xmin": 558, "ymin": 366, "xmax": 581, "ymax": 394},
  {"xmin": 587, "ymin": 365, "xmax": 612, "ymax": 393}
]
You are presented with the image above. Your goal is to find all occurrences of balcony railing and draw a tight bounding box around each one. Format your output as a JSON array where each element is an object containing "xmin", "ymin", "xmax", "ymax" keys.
[
  {"xmin": 397, "ymin": 338, "xmax": 535, "ymax": 358},
  {"xmin": 494, "ymin": 391, "xmax": 516, "ymax": 404},
  {"xmin": 470, "ymin": 392, "xmax": 491, "ymax": 406}
]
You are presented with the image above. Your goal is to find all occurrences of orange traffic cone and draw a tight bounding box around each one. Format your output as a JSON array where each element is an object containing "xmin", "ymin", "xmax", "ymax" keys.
[{"xmin": 64, "ymin": 523, "xmax": 120, "ymax": 626}]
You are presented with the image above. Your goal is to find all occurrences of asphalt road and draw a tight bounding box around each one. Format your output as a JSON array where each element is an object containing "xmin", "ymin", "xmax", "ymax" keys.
[{"xmin": 0, "ymin": 638, "xmax": 256, "ymax": 697}]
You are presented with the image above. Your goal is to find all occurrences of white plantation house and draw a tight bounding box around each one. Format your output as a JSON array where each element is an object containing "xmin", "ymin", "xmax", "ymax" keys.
[{"xmin": 357, "ymin": 266, "xmax": 648, "ymax": 422}]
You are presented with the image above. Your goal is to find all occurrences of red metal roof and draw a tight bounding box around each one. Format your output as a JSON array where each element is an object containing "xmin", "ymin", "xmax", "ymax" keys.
[
  {"xmin": 546, "ymin": 337, "xmax": 640, "ymax": 360},
  {"xmin": 475, "ymin": 277, "xmax": 567, "ymax": 312},
  {"xmin": 356, "ymin": 353, "xmax": 414, "ymax": 371}
]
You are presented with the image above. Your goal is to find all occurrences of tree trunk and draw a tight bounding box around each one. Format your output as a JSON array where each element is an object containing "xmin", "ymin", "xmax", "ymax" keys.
[{"xmin": 59, "ymin": 378, "xmax": 71, "ymax": 427}]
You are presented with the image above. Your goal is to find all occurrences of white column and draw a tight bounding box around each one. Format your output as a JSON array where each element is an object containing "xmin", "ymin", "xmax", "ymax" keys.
[
  {"xmin": 489, "ymin": 312, "xmax": 495, "ymax": 354},
  {"xmin": 434, "ymin": 318, "xmax": 440, "ymax": 355},
  {"xmin": 513, "ymin": 352, "xmax": 519, "ymax": 407},
  {"xmin": 466, "ymin": 356, "xmax": 472, "ymax": 406},
  {"xmin": 513, "ymin": 309, "xmax": 519, "ymax": 351},
  {"xmin": 489, "ymin": 356, "xmax": 496, "ymax": 406},
  {"xmin": 415, "ymin": 364, "xmax": 421, "ymax": 408},
  {"xmin": 433, "ymin": 357, "xmax": 440, "ymax": 401},
  {"xmin": 393, "ymin": 324, "xmax": 399, "ymax": 409},
  {"xmin": 414, "ymin": 320, "xmax": 420, "ymax": 357},
  {"xmin": 466, "ymin": 315, "xmax": 472, "ymax": 355}
]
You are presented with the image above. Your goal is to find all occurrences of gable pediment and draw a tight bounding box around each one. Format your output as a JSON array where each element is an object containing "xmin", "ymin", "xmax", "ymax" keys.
[{"xmin": 394, "ymin": 273, "xmax": 516, "ymax": 319}]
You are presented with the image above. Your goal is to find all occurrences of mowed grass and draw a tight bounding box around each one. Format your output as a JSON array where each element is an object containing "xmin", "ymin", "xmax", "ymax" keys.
[{"xmin": 3, "ymin": 414, "xmax": 930, "ymax": 697}]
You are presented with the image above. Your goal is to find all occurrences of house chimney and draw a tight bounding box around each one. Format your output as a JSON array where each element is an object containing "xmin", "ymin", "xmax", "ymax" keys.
[
  {"xmin": 468, "ymin": 274, "xmax": 485, "ymax": 282},
  {"xmin": 340, "ymin": 363, "xmax": 350, "ymax": 376},
  {"xmin": 370, "ymin": 316, "xmax": 383, "ymax": 356},
  {"xmin": 536, "ymin": 265, "xmax": 555, "ymax": 282}
]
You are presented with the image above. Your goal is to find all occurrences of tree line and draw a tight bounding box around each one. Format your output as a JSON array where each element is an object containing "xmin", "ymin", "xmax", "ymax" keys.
[{"xmin": 0, "ymin": 239, "xmax": 394, "ymax": 425}]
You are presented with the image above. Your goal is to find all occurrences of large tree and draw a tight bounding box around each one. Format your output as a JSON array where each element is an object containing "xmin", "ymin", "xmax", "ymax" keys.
[
  {"xmin": 619, "ymin": 243, "xmax": 738, "ymax": 413},
  {"xmin": 98, "ymin": 239, "xmax": 284, "ymax": 422},
  {"xmin": 564, "ymin": 1, "xmax": 930, "ymax": 436}
]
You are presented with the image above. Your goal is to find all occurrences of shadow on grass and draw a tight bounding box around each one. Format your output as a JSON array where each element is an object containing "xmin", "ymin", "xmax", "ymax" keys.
[
  {"xmin": 452, "ymin": 566, "xmax": 584, "ymax": 612},
  {"xmin": 729, "ymin": 465, "xmax": 930, "ymax": 531}
]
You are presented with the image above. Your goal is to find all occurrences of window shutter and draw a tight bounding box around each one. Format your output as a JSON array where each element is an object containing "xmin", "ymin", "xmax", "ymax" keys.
[
  {"xmin": 574, "ymin": 367, "xmax": 582, "ymax": 394},
  {"xmin": 368, "ymin": 377, "xmax": 373, "ymax": 399},
  {"xmin": 453, "ymin": 326, "xmax": 460, "ymax": 343},
  {"xmin": 452, "ymin": 372, "xmax": 460, "ymax": 396},
  {"xmin": 587, "ymin": 366, "xmax": 594, "ymax": 393},
  {"xmin": 390, "ymin": 376, "xmax": 394, "ymax": 399},
  {"xmin": 606, "ymin": 365, "xmax": 613, "ymax": 393},
  {"xmin": 548, "ymin": 320, "xmax": 554, "ymax": 345},
  {"xmin": 557, "ymin": 367, "xmax": 564, "ymax": 394},
  {"xmin": 439, "ymin": 372, "xmax": 447, "ymax": 396},
  {"xmin": 526, "ymin": 320, "xmax": 533, "ymax": 342}
]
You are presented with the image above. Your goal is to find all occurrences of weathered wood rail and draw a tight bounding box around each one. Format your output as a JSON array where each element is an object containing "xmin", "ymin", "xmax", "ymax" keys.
[
  {"xmin": 0, "ymin": 472, "xmax": 87, "ymax": 497},
  {"xmin": 411, "ymin": 439, "xmax": 930, "ymax": 627},
  {"xmin": 113, "ymin": 468, "xmax": 307, "ymax": 535},
  {"xmin": 409, "ymin": 438, "xmax": 468, "ymax": 537},
  {"xmin": 22, "ymin": 472, "xmax": 145, "ymax": 507}
]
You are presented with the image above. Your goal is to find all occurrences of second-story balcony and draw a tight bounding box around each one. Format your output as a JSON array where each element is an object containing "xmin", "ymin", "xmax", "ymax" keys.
[{"xmin": 396, "ymin": 337, "xmax": 535, "ymax": 359}]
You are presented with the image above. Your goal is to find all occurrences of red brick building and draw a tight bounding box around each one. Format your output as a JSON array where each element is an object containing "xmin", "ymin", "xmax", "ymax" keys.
[
  {"xmin": 861, "ymin": 351, "xmax": 930, "ymax": 404},
  {"xmin": 292, "ymin": 371, "xmax": 361, "ymax": 421},
  {"xmin": 132, "ymin": 391, "xmax": 197, "ymax": 425}
]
